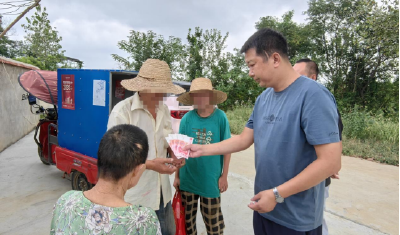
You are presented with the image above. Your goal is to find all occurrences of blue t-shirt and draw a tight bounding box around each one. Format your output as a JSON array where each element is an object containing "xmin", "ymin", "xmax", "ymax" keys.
[
  {"xmin": 246, "ymin": 76, "xmax": 340, "ymax": 231},
  {"xmin": 179, "ymin": 109, "xmax": 231, "ymax": 198}
]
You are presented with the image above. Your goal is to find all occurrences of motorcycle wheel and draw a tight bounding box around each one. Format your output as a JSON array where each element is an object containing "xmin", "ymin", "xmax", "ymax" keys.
[
  {"xmin": 71, "ymin": 171, "xmax": 92, "ymax": 191},
  {"xmin": 37, "ymin": 146, "xmax": 50, "ymax": 165}
]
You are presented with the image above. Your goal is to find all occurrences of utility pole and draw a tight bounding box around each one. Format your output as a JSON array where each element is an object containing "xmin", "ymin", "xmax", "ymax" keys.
[{"xmin": 0, "ymin": 0, "xmax": 41, "ymax": 39}]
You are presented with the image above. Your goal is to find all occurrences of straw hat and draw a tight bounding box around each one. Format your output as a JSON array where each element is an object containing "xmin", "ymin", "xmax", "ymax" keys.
[
  {"xmin": 121, "ymin": 59, "xmax": 185, "ymax": 94},
  {"xmin": 177, "ymin": 77, "xmax": 227, "ymax": 105}
]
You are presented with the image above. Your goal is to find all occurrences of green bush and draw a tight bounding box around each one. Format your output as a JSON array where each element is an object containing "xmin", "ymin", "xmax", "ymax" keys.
[
  {"xmin": 341, "ymin": 108, "xmax": 399, "ymax": 144},
  {"xmin": 225, "ymin": 102, "xmax": 253, "ymax": 135},
  {"xmin": 226, "ymin": 106, "xmax": 399, "ymax": 165},
  {"xmin": 342, "ymin": 136, "xmax": 399, "ymax": 165}
]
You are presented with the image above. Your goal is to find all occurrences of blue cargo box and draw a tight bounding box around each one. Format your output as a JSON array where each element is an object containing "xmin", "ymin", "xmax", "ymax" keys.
[{"xmin": 57, "ymin": 69, "xmax": 138, "ymax": 159}]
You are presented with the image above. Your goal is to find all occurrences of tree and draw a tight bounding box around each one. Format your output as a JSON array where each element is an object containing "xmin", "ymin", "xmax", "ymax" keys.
[
  {"xmin": 21, "ymin": 6, "xmax": 65, "ymax": 71},
  {"xmin": 0, "ymin": 19, "xmax": 23, "ymax": 58},
  {"xmin": 185, "ymin": 27, "xmax": 229, "ymax": 82},
  {"xmin": 14, "ymin": 56, "xmax": 45, "ymax": 69},
  {"xmin": 186, "ymin": 27, "xmax": 204, "ymax": 80},
  {"xmin": 306, "ymin": 0, "xmax": 399, "ymax": 116},
  {"xmin": 256, "ymin": 11, "xmax": 313, "ymax": 63},
  {"xmin": 184, "ymin": 27, "xmax": 262, "ymax": 110},
  {"xmin": 112, "ymin": 27, "xmax": 232, "ymax": 83},
  {"xmin": 0, "ymin": 26, "xmax": 13, "ymax": 57},
  {"xmin": 112, "ymin": 30, "xmax": 186, "ymax": 79},
  {"xmin": 215, "ymin": 49, "xmax": 264, "ymax": 111},
  {"xmin": 0, "ymin": 18, "xmax": 10, "ymax": 57},
  {"xmin": 183, "ymin": 27, "xmax": 263, "ymax": 110}
]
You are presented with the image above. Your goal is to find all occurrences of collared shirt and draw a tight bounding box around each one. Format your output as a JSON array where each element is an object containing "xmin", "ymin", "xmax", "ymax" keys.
[{"xmin": 107, "ymin": 92, "xmax": 172, "ymax": 211}]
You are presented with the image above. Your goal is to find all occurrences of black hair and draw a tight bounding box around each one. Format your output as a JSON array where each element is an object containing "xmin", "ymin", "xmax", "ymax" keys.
[
  {"xmin": 97, "ymin": 124, "xmax": 149, "ymax": 181},
  {"xmin": 295, "ymin": 58, "xmax": 319, "ymax": 81},
  {"xmin": 240, "ymin": 28, "xmax": 289, "ymax": 61}
]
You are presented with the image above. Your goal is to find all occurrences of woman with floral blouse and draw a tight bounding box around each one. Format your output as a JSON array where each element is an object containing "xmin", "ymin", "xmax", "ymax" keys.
[{"xmin": 51, "ymin": 124, "xmax": 161, "ymax": 235}]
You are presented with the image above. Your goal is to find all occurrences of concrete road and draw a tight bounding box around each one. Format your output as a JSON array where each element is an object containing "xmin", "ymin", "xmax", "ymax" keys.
[
  {"xmin": 0, "ymin": 131, "xmax": 398, "ymax": 234},
  {"xmin": 229, "ymin": 145, "xmax": 399, "ymax": 235}
]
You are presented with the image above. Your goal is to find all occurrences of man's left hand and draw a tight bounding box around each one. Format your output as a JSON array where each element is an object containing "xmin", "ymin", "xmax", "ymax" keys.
[
  {"xmin": 248, "ymin": 189, "xmax": 277, "ymax": 213},
  {"xmin": 331, "ymin": 173, "xmax": 340, "ymax": 179}
]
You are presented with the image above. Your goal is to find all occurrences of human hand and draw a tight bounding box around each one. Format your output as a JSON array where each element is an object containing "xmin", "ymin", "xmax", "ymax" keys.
[
  {"xmin": 248, "ymin": 189, "xmax": 277, "ymax": 213},
  {"xmin": 172, "ymin": 159, "xmax": 185, "ymax": 169},
  {"xmin": 183, "ymin": 144, "xmax": 204, "ymax": 158},
  {"xmin": 331, "ymin": 173, "xmax": 340, "ymax": 179},
  {"xmin": 147, "ymin": 158, "xmax": 177, "ymax": 175},
  {"xmin": 168, "ymin": 148, "xmax": 186, "ymax": 168},
  {"xmin": 218, "ymin": 175, "xmax": 228, "ymax": 193},
  {"xmin": 173, "ymin": 177, "xmax": 180, "ymax": 191}
]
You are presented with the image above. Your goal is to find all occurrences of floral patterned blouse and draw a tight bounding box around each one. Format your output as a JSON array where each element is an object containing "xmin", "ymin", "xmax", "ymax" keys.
[{"xmin": 51, "ymin": 190, "xmax": 161, "ymax": 235}]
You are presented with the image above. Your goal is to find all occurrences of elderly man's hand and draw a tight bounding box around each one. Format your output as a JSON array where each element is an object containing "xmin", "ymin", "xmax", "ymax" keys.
[
  {"xmin": 146, "ymin": 158, "xmax": 177, "ymax": 175},
  {"xmin": 183, "ymin": 144, "xmax": 204, "ymax": 158},
  {"xmin": 169, "ymin": 151, "xmax": 186, "ymax": 168},
  {"xmin": 172, "ymin": 159, "xmax": 185, "ymax": 169}
]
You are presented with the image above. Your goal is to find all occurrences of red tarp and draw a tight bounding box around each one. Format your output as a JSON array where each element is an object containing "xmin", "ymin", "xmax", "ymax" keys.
[{"xmin": 18, "ymin": 70, "xmax": 58, "ymax": 105}]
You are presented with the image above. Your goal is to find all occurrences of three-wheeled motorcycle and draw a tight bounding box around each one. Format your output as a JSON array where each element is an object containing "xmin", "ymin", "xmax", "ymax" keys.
[{"xmin": 19, "ymin": 69, "xmax": 138, "ymax": 190}]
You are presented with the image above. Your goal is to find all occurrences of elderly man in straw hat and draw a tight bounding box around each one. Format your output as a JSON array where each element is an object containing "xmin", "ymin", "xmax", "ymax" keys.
[
  {"xmin": 107, "ymin": 59, "xmax": 185, "ymax": 235},
  {"xmin": 173, "ymin": 77, "xmax": 232, "ymax": 235}
]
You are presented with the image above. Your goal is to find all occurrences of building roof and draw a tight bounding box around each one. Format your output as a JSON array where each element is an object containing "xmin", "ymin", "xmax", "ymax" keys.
[
  {"xmin": 65, "ymin": 56, "xmax": 83, "ymax": 63},
  {"xmin": 0, "ymin": 56, "xmax": 39, "ymax": 70}
]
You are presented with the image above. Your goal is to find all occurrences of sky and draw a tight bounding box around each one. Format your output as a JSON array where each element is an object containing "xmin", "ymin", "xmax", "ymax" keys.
[{"xmin": 1, "ymin": 0, "xmax": 309, "ymax": 69}]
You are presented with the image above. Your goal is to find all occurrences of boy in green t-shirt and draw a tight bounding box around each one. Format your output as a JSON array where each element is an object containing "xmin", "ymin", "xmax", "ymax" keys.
[{"xmin": 173, "ymin": 77, "xmax": 231, "ymax": 235}]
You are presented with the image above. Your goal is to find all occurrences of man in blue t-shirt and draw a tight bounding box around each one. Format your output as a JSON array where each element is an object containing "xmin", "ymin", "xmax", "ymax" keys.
[{"xmin": 185, "ymin": 28, "xmax": 342, "ymax": 235}]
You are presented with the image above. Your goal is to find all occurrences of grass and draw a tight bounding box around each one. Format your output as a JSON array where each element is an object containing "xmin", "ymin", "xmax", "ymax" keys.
[
  {"xmin": 342, "ymin": 136, "xmax": 399, "ymax": 165},
  {"xmin": 226, "ymin": 106, "xmax": 399, "ymax": 166},
  {"xmin": 341, "ymin": 110, "xmax": 399, "ymax": 144},
  {"xmin": 225, "ymin": 105, "xmax": 253, "ymax": 135}
]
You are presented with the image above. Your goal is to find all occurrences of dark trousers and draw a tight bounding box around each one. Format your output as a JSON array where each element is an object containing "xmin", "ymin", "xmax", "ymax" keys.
[
  {"xmin": 155, "ymin": 192, "xmax": 176, "ymax": 235},
  {"xmin": 253, "ymin": 211, "xmax": 322, "ymax": 235}
]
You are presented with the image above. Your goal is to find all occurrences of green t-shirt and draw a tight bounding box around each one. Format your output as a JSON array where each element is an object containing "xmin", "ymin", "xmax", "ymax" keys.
[
  {"xmin": 51, "ymin": 190, "xmax": 161, "ymax": 235},
  {"xmin": 179, "ymin": 109, "xmax": 231, "ymax": 198}
]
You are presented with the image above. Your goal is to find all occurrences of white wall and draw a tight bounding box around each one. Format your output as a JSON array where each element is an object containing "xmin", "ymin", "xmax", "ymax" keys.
[{"xmin": 0, "ymin": 63, "xmax": 40, "ymax": 152}]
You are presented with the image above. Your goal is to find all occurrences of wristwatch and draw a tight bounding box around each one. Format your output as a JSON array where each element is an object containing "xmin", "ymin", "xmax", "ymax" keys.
[{"xmin": 273, "ymin": 187, "xmax": 284, "ymax": 203}]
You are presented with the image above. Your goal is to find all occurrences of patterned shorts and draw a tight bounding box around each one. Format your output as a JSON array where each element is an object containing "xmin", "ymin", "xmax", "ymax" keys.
[{"xmin": 181, "ymin": 191, "xmax": 225, "ymax": 235}]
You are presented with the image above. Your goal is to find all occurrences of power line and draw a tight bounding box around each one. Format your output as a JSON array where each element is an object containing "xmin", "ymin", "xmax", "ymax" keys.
[
  {"xmin": 0, "ymin": 0, "xmax": 40, "ymax": 38},
  {"xmin": 0, "ymin": 0, "xmax": 33, "ymax": 4},
  {"xmin": 2, "ymin": 7, "xmax": 22, "ymax": 14},
  {"xmin": 0, "ymin": 0, "xmax": 33, "ymax": 15},
  {"xmin": 0, "ymin": 3, "xmax": 33, "ymax": 7}
]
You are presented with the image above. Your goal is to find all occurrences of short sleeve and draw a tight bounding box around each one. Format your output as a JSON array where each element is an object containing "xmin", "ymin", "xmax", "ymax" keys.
[
  {"xmin": 220, "ymin": 111, "xmax": 231, "ymax": 141},
  {"xmin": 246, "ymin": 111, "xmax": 254, "ymax": 129},
  {"xmin": 246, "ymin": 95, "xmax": 261, "ymax": 130},
  {"xmin": 301, "ymin": 88, "xmax": 340, "ymax": 145}
]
